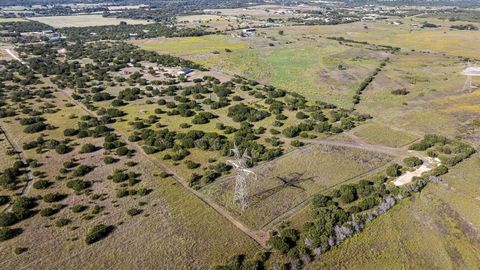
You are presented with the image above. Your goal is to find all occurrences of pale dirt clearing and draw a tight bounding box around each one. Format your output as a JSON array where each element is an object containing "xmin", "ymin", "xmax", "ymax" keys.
[{"xmin": 394, "ymin": 156, "xmax": 441, "ymax": 186}]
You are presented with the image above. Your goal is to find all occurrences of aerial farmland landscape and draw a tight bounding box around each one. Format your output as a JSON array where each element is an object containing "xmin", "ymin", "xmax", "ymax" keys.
[{"xmin": 0, "ymin": 0, "xmax": 480, "ymax": 269}]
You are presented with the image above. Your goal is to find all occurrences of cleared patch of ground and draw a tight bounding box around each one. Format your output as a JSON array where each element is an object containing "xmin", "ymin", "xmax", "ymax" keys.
[{"xmin": 393, "ymin": 157, "xmax": 441, "ymax": 186}]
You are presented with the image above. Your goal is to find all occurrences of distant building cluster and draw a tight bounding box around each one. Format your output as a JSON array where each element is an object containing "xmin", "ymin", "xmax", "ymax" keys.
[{"xmin": 41, "ymin": 29, "xmax": 65, "ymax": 41}]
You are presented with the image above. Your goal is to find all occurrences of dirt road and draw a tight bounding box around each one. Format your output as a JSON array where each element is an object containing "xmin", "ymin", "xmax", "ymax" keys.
[{"xmin": 0, "ymin": 126, "xmax": 34, "ymax": 212}]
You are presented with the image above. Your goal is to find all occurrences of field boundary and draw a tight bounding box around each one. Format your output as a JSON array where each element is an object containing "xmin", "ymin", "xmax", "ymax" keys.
[{"xmin": 0, "ymin": 125, "xmax": 34, "ymax": 212}]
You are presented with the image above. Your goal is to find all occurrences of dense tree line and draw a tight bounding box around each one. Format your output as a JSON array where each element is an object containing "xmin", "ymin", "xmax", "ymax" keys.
[
  {"xmin": 61, "ymin": 23, "xmax": 210, "ymax": 42},
  {"xmin": 0, "ymin": 21, "xmax": 51, "ymax": 33}
]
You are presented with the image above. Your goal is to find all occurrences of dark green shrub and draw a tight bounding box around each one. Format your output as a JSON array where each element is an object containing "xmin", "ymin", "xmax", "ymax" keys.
[
  {"xmin": 431, "ymin": 165, "xmax": 448, "ymax": 176},
  {"xmin": 33, "ymin": 180, "xmax": 51, "ymax": 190},
  {"xmin": 116, "ymin": 189, "xmax": 129, "ymax": 198},
  {"xmin": 40, "ymin": 207, "xmax": 60, "ymax": 217},
  {"xmin": 0, "ymin": 227, "xmax": 22, "ymax": 241},
  {"xmin": 185, "ymin": 160, "xmax": 200, "ymax": 169},
  {"xmin": 72, "ymin": 165, "xmax": 94, "ymax": 177},
  {"xmin": 14, "ymin": 247, "xmax": 28, "ymax": 255},
  {"xmin": 340, "ymin": 192, "xmax": 356, "ymax": 204},
  {"xmin": 111, "ymin": 170, "xmax": 129, "ymax": 183},
  {"xmin": 290, "ymin": 140, "xmax": 303, "ymax": 147},
  {"xmin": 296, "ymin": 112, "xmax": 308, "ymax": 119},
  {"xmin": 67, "ymin": 179, "xmax": 91, "ymax": 192},
  {"xmin": 42, "ymin": 193, "xmax": 66, "ymax": 203},
  {"xmin": 312, "ymin": 194, "xmax": 332, "ymax": 208},
  {"xmin": 267, "ymin": 235, "xmax": 290, "ymax": 254},
  {"xmin": 63, "ymin": 129, "xmax": 79, "ymax": 136},
  {"xmin": 357, "ymin": 197, "xmax": 378, "ymax": 211},
  {"xmin": 71, "ymin": 205, "xmax": 88, "ymax": 213},
  {"xmin": 0, "ymin": 212, "xmax": 18, "ymax": 226},
  {"xmin": 116, "ymin": 146, "xmax": 130, "ymax": 156},
  {"xmin": 386, "ymin": 163, "xmax": 402, "ymax": 177},
  {"xmin": 79, "ymin": 143, "xmax": 97, "ymax": 153},
  {"xmin": 0, "ymin": 196, "xmax": 10, "ymax": 206},
  {"xmin": 55, "ymin": 218, "xmax": 71, "ymax": 227},
  {"xmin": 62, "ymin": 161, "xmax": 77, "ymax": 170},
  {"xmin": 159, "ymin": 171, "xmax": 170, "ymax": 178},
  {"xmin": 282, "ymin": 126, "xmax": 300, "ymax": 138},
  {"xmin": 23, "ymin": 122, "xmax": 46, "ymax": 134},
  {"xmin": 104, "ymin": 156, "xmax": 118, "ymax": 164},
  {"xmin": 127, "ymin": 208, "xmax": 143, "ymax": 216},
  {"xmin": 339, "ymin": 185, "xmax": 357, "ymax": 204},
  {"xmin": 85, "ymin": 224, "xmax": 113, "ymax": 245},
  {"xmin": 55, "ymin": 144, "xmax": 72, "ymax": 154},
  {"xmin": 11, "ymin": 197, "xmax": 36, "ymax": 220},
  {"xmin": 403, "ymin": 156, "xmax": 423, "ymax": 167}
]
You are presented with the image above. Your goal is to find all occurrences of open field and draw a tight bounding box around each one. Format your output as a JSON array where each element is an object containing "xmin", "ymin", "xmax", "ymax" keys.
[
  {"xmin": 352, "ymin": 123, "xmax": 419, "ymax": 148},
  {"xmin": 201, "ymin": 144, "xmax": 393, "ymax": 229},
  {"xmin": 133, "ymin": 35, "xmax": 249, "ymax": 59},
  {"xmin": 276, "ymin": 19, "xmax": 480, "ymax": 59},
  {"xmin": 356, "ymin": 52, "xmax": 480, "ymax": 139},
  {"xmin": 28, "ymin": 15, "xmax": 150, "ymax": 28},
  {"xmin": 0, "ymin": 18, "xmax": 27, "ymax": 22},
  {"xmin": 135, "ymin": 18, "xmax": 480, "ymax": 108},
  {"xmin": 134, "ymin": 33, "xmax": 389, "ymax": 108}
]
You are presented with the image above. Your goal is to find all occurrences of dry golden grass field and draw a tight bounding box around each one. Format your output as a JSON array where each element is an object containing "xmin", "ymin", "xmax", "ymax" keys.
[{"xmin": 29, "ymin": 15, "xmax": 150, "ymax": 28}]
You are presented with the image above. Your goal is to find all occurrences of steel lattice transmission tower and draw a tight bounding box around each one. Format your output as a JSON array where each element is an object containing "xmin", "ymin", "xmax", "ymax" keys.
[
  {"xmin": 462, "ymin": 63, "xmax": 480, "ymax": 93},
  {"xmin": 227, "ymin": 144, "xmax": 256, "ymax": 210}
]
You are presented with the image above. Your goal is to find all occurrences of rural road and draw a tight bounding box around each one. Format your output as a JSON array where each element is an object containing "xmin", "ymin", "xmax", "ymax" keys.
[
  {"xmin": 0, "ymin": 126, "xmax": 34, "ymax": 212},
  {"xmin": 5, "ymin": 48, "xmax": 27, "ymax": 65}
]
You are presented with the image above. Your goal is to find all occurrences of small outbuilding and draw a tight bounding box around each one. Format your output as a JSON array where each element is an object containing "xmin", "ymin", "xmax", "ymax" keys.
[
  {"xmin": 242, "ymin": 28, "xmax": 256, "ymax": 36},
  {"xmin": 177, "ymin": 67, "xmax": 194, "ymax": 76}
]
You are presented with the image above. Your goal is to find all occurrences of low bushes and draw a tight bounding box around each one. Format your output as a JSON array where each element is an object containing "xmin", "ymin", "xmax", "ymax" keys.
[
  {"xmin": 386, "ymin": 163, "xmax": 402, "ymax": 177},
  {"xmin": 0, "ymin": 227, "xmax": 22, "ymax": 241},
  {"xmin": 403, "ymin": 156, "xmax": 423, "ymax": 167},
  {"xmin": 67, "ymin": 179, "xmax": 91, "ymax": 192},
  {"xmin": 33, "ymin": 180, "xmax": 51, "ymax": 190},
  {"xmin": 127, "ymin": 208, "xmax": 143, "ymax": 216},
  {"xmin": 85, "ymin": 224, "xmax": 113, "ymax": 245},
  {"xmin": 42, "ymin": 193, "xmax": 66, "ymax": 203}
]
